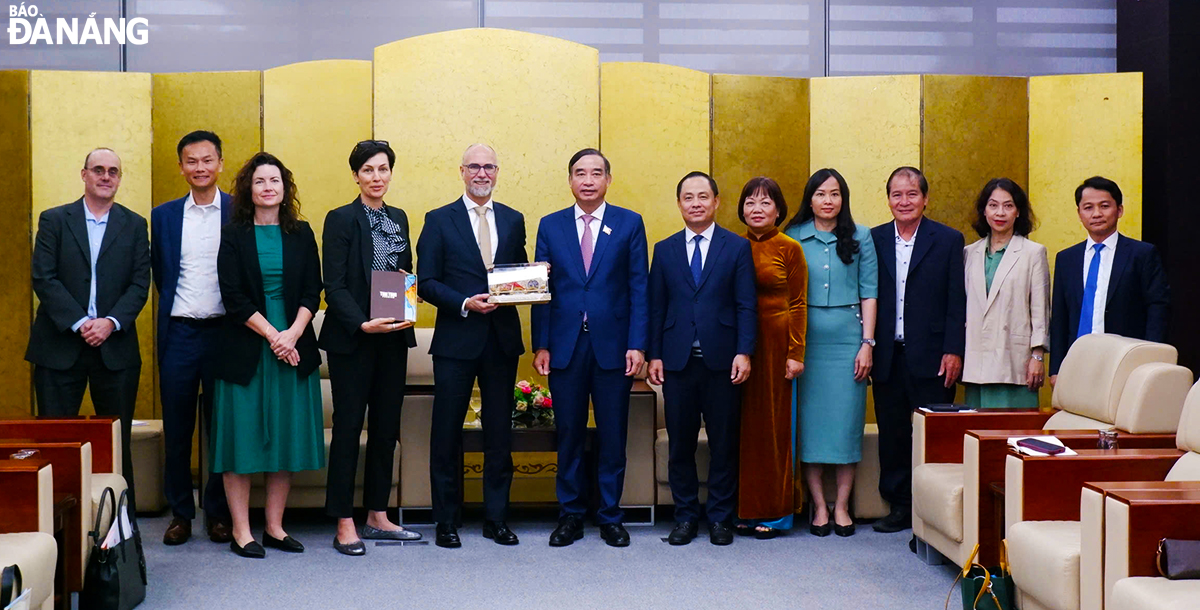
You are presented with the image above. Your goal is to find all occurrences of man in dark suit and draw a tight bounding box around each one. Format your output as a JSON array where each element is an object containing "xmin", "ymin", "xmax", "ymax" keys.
[
  {"xmin": 531, "ymin": 149, "xmax": 648, "ymax": 548},
  {"xmin": 647, "ymin": 171, "xmax": 756, "ymax": 546},
  {"xmin": 150, "ymin": 131, "xmax": 233, "ymax": 545},
  {"xmin": 1048, "ymin": 176, "xmax": 1170, "ymax": 381},
  {"xmin": 417, "ymin": 144, "xmax": 527, "ymax": 548},
  {"xmin": 870, "ymin": 166, "xmax": 965, "ymax": 533},
  {"xmin": 26, "ymin": 148, "xmax": 151, "ymax": 505}
]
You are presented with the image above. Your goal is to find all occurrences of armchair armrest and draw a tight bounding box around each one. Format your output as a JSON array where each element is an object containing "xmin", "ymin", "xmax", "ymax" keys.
[
  {"xmin": 1104, "ymin": 488, "xmax": 1200, "ymax": 603},
  {"xmin": 1005, "ymin": 448, "xmax": 1183, "ymax": 528},
  {"xmin": 0, "ymin": 417, "xmax": 120, "ymax": 475},
  {"xmin": 914, "ymin": 410, "xmax": 1051, "ymax": 466},
  {"xmin": 0, "ymin": 459, "xmax": 53, "ymax": 535}
]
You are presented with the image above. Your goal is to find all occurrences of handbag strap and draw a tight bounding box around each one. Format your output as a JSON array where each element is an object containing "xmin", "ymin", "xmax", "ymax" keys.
[
  {"xmin": 1157, "ymin": 538, "xmax": 1168, "ymax": 578},
  {"xmin": 1, "ymin": 564, "xmax": 21, "ymax": 607},
  {"xmin": 999, "ymin": 538, "xmax": 1011, "ymax": 577},
  {"xmin": 945, "ymin": 544, "xmax": 982, "ymax": 610},
  {"xmin": 89, "ymin": 486, "xmax": 117, "ymax": 547}
]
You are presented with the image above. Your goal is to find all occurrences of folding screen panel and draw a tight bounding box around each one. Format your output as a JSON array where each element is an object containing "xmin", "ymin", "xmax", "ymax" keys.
[{"xmin": 0, "ymin": 71, "xmax": 33, "ymax": 418}]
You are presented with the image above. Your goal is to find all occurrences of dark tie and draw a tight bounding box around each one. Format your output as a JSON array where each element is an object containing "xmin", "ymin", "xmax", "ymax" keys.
[
  {"xmin": 690, "ymin": 234, "xmax": 703, "ymax": 285},
  {"xmin": 1077, "ymin": 243, "xmax": 1105, "ymax": 339}
]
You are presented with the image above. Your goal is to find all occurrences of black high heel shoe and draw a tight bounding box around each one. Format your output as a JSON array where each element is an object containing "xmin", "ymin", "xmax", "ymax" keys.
[{"xmin": 808, "ymin": 502, "xmax": 831, "ymax": 537}]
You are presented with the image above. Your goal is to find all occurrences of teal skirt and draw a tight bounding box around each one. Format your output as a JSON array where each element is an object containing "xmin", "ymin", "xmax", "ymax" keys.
[{"xmin": 964, "ymin": 383, "xmax": 1040, "ymax": 410}]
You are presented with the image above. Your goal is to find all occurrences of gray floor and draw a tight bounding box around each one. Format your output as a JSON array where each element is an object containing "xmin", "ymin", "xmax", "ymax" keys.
[{"xmin": 131, "ymin": 509, "xmax": 960, "ymax": 609}]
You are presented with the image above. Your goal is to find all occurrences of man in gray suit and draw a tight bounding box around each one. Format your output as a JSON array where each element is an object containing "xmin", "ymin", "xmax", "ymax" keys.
[{"xmin": 25, "ymin": 148, "xmax": 151, "ymax": 502}]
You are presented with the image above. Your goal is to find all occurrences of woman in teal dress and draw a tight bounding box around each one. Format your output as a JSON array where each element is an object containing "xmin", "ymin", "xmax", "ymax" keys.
[
  {"xmin": 783, "ymin": 168, "xmax": 877, "ymax": 538},
  {"xmin": 211, "ymin": 152, "xmax": 325, "ymax": 558},
  {"xmin": 961, "ymin": 178, "xmax": 1048, "ymax": 408}
]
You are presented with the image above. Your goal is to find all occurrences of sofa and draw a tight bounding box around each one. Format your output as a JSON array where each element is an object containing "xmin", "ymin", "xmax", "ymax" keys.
[{"xmin": 0, "ymin": 458, "xmax": 59, "ymax": 610}]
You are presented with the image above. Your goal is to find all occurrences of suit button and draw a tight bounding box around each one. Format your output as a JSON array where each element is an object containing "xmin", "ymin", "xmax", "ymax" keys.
[{"xmin": 694, "ymin": 298, "xmax": 699, "ymax": 304}]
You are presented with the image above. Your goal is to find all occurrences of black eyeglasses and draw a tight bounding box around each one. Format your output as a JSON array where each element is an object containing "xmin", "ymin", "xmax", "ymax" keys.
[{"xmin": 465, "ymin": 163, "xmax": 499, "ymax": 175}]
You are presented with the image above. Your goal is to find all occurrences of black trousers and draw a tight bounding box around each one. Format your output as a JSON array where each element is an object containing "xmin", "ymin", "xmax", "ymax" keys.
[
  {"xmin": 429, "ymin": 326, "xmax": 518, "ymax": 525},
  {"xmin": 871, "ymin": 344, "xmax": 956, "ymax": 509},
  {"xmin": 159, "ymin": 317, "xmax": 228, "ymax": 521},
  {"xmin": 662, "ymin": 353, "xmax": 741, "ymax": 524},
  {"xmin": 325, "ymin": 334, "xmax": 408, "ymax": 518},
  {"xmin": 34, "ymin": 345, "xmax": 139, "ymax": 507}
]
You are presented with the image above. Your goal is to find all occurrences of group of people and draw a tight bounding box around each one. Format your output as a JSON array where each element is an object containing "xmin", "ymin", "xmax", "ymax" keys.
[{"xmin": 25, "ymin": 129, "xmax": 1170, "ymax": 560}]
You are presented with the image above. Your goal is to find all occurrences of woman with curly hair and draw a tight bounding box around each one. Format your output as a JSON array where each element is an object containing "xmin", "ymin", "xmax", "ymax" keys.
[{"xmin": 210, "ymin": 152, "xmax": 325, "ymax": 558}]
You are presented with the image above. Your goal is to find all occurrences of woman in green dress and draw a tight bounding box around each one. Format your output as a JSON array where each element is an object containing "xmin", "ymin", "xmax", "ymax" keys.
[
  {"xmin": 961, "ymin": 178, "xmax": 1049, "ymax": 408},
  {"xmin": 211, "ymin": 152, "xmax": 325, "ymax": 558}
]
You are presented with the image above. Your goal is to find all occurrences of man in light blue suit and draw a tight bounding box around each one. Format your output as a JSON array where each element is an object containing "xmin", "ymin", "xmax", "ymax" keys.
[
  {"xmin": 532, "ymin": 148, "xmax": 648, "ymax": 548},
  {"xmin": 150, "ymin": 131, "xmax": 232, "ymax": 545}
]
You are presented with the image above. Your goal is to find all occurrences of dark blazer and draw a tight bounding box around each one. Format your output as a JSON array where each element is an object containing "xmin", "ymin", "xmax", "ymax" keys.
[
  {"xmin": 319, "ymin": 198, "xmax": 418, "ymax": 354},
  {"xmin": 26, "ymin": 198, "xmax": 150, "ymax": 371},
  {"xmin": 150, "ymin": 191, "xmax": 233, "ymax": 356},
  {"xmin": 1049, "ymin": 233, "xmax": 1170, "ymax": 375},
  {"xmin": 416, "ymin": 197, "xmax": 527, "ymax": 360},
  {"xmin": 213, "ymin": 221, "xmax": 322, "ymax": 386},
  {"xmin": 871, "ymin": 218, "xmax": 966, "ymax": 383},
  {"xmin": 530, "ymin": 204, "xmax": 649, "ymax": 370},
  {"xmin": 647, "ymin": 225, "xmax": 756, "ymax": 372}
]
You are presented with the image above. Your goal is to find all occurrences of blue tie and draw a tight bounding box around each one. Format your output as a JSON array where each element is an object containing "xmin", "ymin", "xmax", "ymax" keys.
[
  {"xmin": 690, "ymin": 234, "xmax": 703, "ymax": 285},
  {"xmin": 1077, "ymin": 243, "xmax": 1105, "ymax": 339}
]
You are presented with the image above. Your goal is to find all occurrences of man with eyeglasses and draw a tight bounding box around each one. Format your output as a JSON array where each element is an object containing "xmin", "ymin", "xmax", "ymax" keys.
[
  {"xmin": 26, "ymin": 147, "xmax": 151, "ymax": 507},
  {"xmin": 417, "ymin": 143, "xmax": 527, "ymax": 548}
]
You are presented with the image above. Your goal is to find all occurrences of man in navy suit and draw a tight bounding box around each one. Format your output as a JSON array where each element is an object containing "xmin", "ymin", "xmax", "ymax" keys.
[
  {"xmin": 647, "ymin": 171, "xmax": 756, "ymax": 546},
  {"xmin": 531, "ymin": 149, "xmax": 648, "ymax": 548},
  {"xmin": 1048, "ymin": 176, "xmax": 1170, "ymax": 381},
  {"xmin": 150, "ymin": 131, "xmax": 232, "ymax": 545},
  {"xmin": 417, "ymin": 144, "xmax": 527, "ymax": 549},
  {"xmin": 870, "ymin": 166, "xmax": 965, "ymax": 533}
]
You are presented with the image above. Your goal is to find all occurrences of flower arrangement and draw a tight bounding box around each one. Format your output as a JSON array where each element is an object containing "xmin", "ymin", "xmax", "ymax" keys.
[{"xmin": 513, "ymin": 379, "xmax": 554, "ymax": 428}]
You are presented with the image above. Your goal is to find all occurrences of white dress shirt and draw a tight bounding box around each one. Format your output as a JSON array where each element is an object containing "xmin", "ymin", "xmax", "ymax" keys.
[
  {"xmin": 461, "ymin": 194, "xmax": 499, "ymax": 316},
  {"xmin": 171, "ymin": 191, "xmax": 225, "ymax": 318},
  {"xmin": 894, "ymin": 220, "xmax": 921, "ymax": 341},
  {"xmin": 684, "ymin": 222, "xmax": 715, "ymax": 268},
  {"xmin": 685, "ymin": 223, "xmax": 715, "ymax": 348},
  {"xmin": 1083, "ymin": 231, "xmax": 1119, "ymax": 334},
  {"xmin": 574, "ymin": 201, "xmax": 606, "ymax": 253}
]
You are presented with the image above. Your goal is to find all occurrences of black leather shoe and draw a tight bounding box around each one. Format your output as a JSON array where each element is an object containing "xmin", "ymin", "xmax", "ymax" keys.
[
  {"xmin": 872, "ymin": 508, "xmax": 912, "ymax": 533},
  {"xmin": 667, "ymin": 521, "xmax": 698, "ymax": 546},
  {"xmin": 549, "ymin": 515, "xmax": 584, "ymax": 547},
  {"xmin": 809, "ymin": 521, "xmax": 832, "ymax": 537},
  {"xmin": 333, "ymin": 535, "xmax": 366, "ymax": 556},
  {"xmin": 709, "ymin": 521, "xmax": 734, "ymax": 546},
  {"xmin": 835, "ymin": 522, "xmax": 856, "ymax": 537},
  {"xmin": 230, "ymin": 539, "xmax": 265, "ymax": 558},
  {"xmin": 599, "ymin": 523, "xmax": 630, "ymax": 547},
  {"xmin": 435, "ymin": 523, "xmax": 461, "ymax": 548},
  {"xmin": 262, "ymin": 533, "xmax": 304, "ymax": 553},
  {"xmin": 483, "ymin": 521, "xmax": 519, "ymax": 545}
]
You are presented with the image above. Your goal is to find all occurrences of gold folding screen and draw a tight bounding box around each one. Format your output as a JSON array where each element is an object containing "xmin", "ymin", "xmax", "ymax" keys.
[{"xmin": 0, "ymin": 71, "xmax": 32, "ymax": 418}]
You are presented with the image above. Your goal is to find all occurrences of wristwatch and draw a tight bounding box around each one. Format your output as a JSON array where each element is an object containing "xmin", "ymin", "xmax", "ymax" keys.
[
  {"xmin": 1030, "ymin": 353, "xmax": 1044, "ymax": 362},
  {"xmin": 861, "ymin": 338, "xmax": 876, "ymax": 347}
]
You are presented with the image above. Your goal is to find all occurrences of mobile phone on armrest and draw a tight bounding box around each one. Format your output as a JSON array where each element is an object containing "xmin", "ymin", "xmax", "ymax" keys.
[
  {"xmin": 1016, "ymin": 438, "xmax": 1066, "ymax": 455},
  {"xmin": 924, "ymin": 404, "xmax": 968, "ymax": 413}
]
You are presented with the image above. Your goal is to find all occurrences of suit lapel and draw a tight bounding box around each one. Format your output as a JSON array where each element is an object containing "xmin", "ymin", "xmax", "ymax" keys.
[
  {"xmin": 354, "ymin": 199, "xmax": 373, "ymax": 280},
  {"xmin": 967, "ymin": 242, "xmax": 989, "ymax": 312},
  {"xmin": 170, "ymin": 198, "xmax": 185, "ymax": 272},
  {"xmin": 247, "ymin": 225, "xmax": 264, "ymax": 300},
  {"xmin": 587, "ymin": 207, "xmax": 618, "ymax": 283},
  {"xmin": 675, "ymin": 231, "xmax": 697, "ymax": 291},
  {"xmin": 876, "ymin": 223, "xmax": 896, "ymax": 281},
  {"xmin": 907, "ymin": 220, "xmax": 934, "ymax": 273},
  {"xmin": 984, "ymin": 236, "xmax": 1023, "ymax": 313},
  {"xmin": 450, "ymin": 198, "xmax": 487, "ymax": 272},
  {"xmin": 1106, "ymin": 235, "xmax": 1132, "ymax": 302},
  {"xmin": 64, "ymin": 199, "xmax": 91, "ymax": 265},
  {"xmin": 96, "ymin": 205, "xmax": 127, "ymax": 262},
  {"xmin": 556, "ymin": 210, "xmax": 587, "ymax": 284},
  {"xmin": 1065, "ymin": 242, "xmax": 1085, "ymax": 308},
  {"xmin": 697, "ymin": 228, "xmax": 726, "ymax": 290},
  {"xmin": 494, "ymin": 203, "xmax": 512, "ymax": 264},
  {"xmin": 220, "ymin": 191, "xmax": 233, "ymax": 225}
]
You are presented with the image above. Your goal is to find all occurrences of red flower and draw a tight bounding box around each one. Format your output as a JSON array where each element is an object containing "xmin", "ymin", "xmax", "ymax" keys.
[
  {"xmin": 543, "ymin": 397, "xmax": 552, "ymax": 407},
  {"xmin": 522, "ymin": 386, "xmax": 532, "ymax": 394}
]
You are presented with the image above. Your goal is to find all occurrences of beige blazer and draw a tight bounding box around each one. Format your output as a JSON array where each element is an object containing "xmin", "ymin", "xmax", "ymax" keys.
[{"xmin": 962, "ymin": 234, "xmax": 1050, "ymax": 385}]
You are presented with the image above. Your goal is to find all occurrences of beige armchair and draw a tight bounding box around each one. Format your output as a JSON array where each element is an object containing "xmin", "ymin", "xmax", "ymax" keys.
[
  {"xmin": 1004, "ymin": 370, "xmax": 1195, "ymax": 610},
  {"xmin": 912, "ymin": 334, "xmax": 1180, "ymax": 569},
  {"xmin": 1100, "ymin": 380, "xmax": 1200, "ymax": 609},
  {"xmin": 0, "ymin": 459, "xmax": 58, "ymax": 610}
]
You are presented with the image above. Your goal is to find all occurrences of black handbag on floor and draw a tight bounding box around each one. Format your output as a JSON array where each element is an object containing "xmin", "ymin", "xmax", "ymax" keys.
[{"xmin": 80, "ymin": 487, "xmax": 147, "ymax": 610}]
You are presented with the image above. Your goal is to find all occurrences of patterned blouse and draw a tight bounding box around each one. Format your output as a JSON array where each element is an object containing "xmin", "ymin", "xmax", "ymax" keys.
[{"xmin": 363, "ymin": 203, "xmax": 408, "ymax": 272}]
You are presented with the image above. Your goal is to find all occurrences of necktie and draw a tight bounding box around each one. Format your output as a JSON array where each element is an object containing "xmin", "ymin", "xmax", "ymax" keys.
[
  {"xmin": 580, "ymin": 214, "xmax": 595, "ymax": 274},
  {"xmin": 690, "ymin": 234, "xmax": 703, "ymax": 285},
  {"xmin": 1077, "ymin": 243, "xmax": 1105, "ymax": 338},
  {"xmin": 475, "ymin": 205, "xmax": 492, "ymax": 269}
]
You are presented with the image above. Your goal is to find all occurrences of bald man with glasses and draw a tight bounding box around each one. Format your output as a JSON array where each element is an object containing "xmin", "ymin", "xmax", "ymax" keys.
[
  {"xmin": 417, "ymin": 144, "xmax": 528, "ymax": 548},
  {"xmin": 26, "ymin": 147, "xmax": 151, "ymax": 506}
]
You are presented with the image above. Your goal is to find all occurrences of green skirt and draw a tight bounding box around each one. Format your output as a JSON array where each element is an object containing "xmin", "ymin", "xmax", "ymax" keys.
[{"xmin": 963, "ymin": 383, "xmax": 1040, "ymax": 410}]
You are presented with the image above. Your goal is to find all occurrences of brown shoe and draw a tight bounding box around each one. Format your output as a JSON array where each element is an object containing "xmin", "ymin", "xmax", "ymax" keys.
[
  {"xmin": 207, "ymin": 519, "xmax": 232, "ymax": 543},
  {"xmin": 163, "ymin": 518, "xmax": 191, "ymax": 545}
]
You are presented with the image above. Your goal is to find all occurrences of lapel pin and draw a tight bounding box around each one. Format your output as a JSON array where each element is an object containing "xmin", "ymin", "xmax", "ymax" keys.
[{"xmin": 602, "ymin": 225, "xmax": 612, "ymax": 235}]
